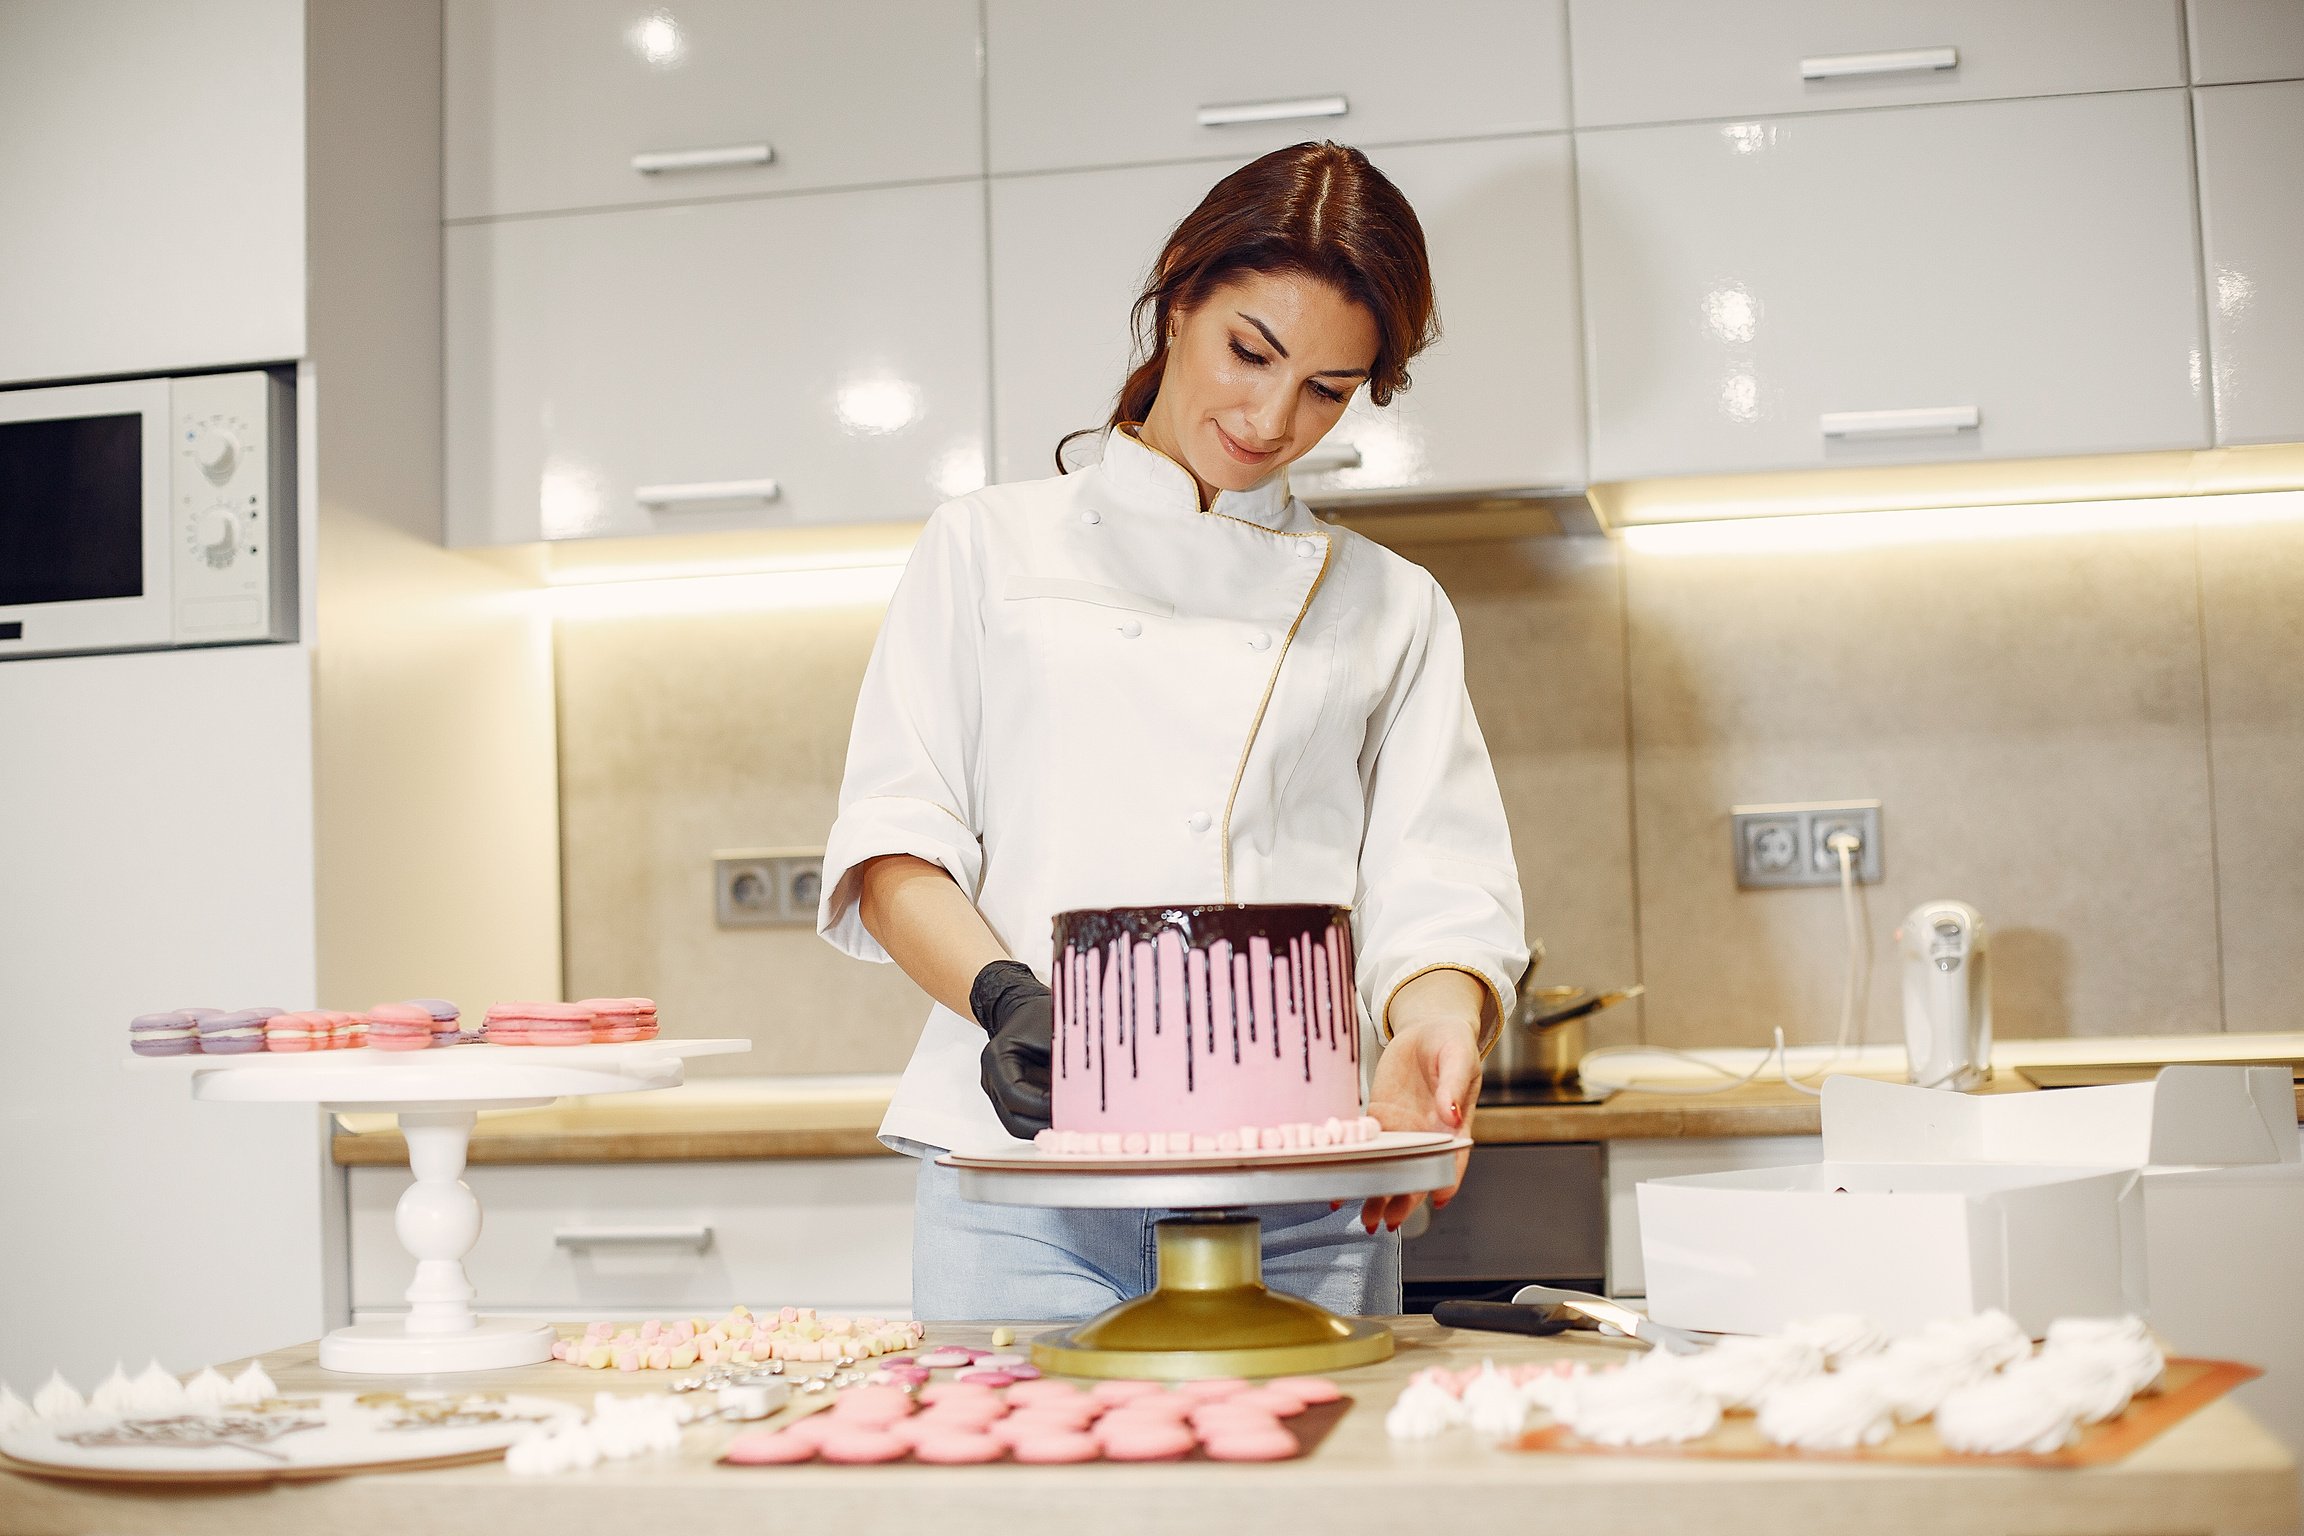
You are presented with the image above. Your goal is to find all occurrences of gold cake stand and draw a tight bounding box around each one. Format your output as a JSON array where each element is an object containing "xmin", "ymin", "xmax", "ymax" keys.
[{"xmin": 941, "ymin": 1134, "xmax": 1467, "ymax": 1379}]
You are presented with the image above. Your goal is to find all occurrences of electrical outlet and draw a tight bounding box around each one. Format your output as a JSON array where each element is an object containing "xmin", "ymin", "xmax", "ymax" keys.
[
  {"xmin": 714, "ymin": 848, "xmax": 826, "ymax": 927},
  {"xmin": 1731, "ymin": 801, "xmax": 1882, "ymax": 889}
]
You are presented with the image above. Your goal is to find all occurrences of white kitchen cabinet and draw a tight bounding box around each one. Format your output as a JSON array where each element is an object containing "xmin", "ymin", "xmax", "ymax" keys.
[
  {"xmin": 1568, "ymin": 0, "xmax": 2182, "ymax": 128},
  {"xmin": 1578, "ymin": 90, "xmax": 2209, "ymax": 483},
  {"xmin": 2187, "ymin": 0, "xmax": 2304, "ymax": 84},
  {"xmin": 349, "ymin": 1159, "xmax": 915, "ymax": 1316},
  {"xmin": 446, "ymin": 180, "xmax": 988, "ymax": 545},
  {"xmin": 984, "ymin": 0, "xmax": 1567, "ymax": 176},
  {"xmin": 2194, "ymin": 82, "xmax": 2304, "ymax": 446},
  {"xmin": 0, "ymin": 0, "xmax": 304, "ymax": 384},
  {"xmin": 989, "ymin": 136, "xmax": 1585, "ymax": 497},
  {"xmin": 443, "ymin": 0, "xmax": 982, "ymax": 220}
]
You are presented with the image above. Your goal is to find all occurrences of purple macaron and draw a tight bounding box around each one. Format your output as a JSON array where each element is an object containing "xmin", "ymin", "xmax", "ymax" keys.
[
  {"xmin": 198, "ymin": 1008, "xmax": 276, "ymax": 1055},
  {"xmin": 129, "ymin": 1011, "xmax": 202, "ymax": 1056},
  {"xmin": 405, "ymin": 998, "xmax": 463, "ymax": 1047}
]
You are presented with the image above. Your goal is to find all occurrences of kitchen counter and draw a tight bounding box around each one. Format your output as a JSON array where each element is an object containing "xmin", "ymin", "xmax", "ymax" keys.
[
  {"xmin": 328, "ymin": 1036, "xmax": 2304, "ymax": 1166},
  {"xmin": 3, "ymin": 1320, "xmax": 2292, "ymax": 1536}
]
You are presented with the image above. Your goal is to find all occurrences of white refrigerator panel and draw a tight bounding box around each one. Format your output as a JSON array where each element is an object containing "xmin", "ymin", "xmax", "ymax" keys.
[
  {"xmin": 0, "ymin": 643, "xmax": 324, "ymax": 1388},
  {"xmin": 1579, "ymin": 90, "xmax": 2209, "ymax": 483}
]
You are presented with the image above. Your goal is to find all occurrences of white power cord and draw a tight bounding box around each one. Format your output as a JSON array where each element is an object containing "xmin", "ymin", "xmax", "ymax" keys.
[{"xmin": 1578, "ymin": 830, "xmax": 1871, "ymax": 1098}]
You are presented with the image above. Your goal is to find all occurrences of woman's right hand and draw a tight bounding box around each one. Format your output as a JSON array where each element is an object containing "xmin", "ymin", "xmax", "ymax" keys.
[{"xmin": 970, "ymin": 960, "xmax": 1055, "ymax": 1138}]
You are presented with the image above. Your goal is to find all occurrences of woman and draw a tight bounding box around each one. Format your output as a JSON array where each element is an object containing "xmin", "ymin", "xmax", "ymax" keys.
[{"xmin": 817, "ymin": 142, "xmax": 1527, "ymax": 1321}]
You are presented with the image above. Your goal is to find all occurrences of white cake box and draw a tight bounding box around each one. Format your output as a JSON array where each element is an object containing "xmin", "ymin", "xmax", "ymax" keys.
[{"xmin": 1636, "ymin": 1065, "xmax": 2297, "ymax": 1338}]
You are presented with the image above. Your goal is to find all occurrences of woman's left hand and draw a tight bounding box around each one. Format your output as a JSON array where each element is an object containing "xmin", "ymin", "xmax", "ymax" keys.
[{"xmin": 1357, "ymin": 1012, "xmax": 1483, "ymax": 1234}]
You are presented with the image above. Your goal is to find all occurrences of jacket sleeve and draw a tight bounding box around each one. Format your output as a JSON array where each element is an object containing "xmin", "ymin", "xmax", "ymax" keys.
[
  {"xmin": 1352, "ymin": 574, "xmax": 1528, "ymax": 1043},
  {"xmin": 817, "ymin": 500, "xmax": 988, "ymax": 964}
]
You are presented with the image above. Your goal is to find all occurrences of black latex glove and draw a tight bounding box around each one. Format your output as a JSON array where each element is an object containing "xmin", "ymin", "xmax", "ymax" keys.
[{"xmin": 970, "ymin": 959, "xmax": 1053, "ymax": 1139}]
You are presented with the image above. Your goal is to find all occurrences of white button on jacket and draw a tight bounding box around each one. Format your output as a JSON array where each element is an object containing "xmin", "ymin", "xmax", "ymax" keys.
[{"xmin": 819, "ymin": 428, "xmax": 1528, "ymax": 1156}]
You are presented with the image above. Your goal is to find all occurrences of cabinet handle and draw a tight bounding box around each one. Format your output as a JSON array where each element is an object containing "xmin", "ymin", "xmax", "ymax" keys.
[
  {"xmin": 635, "ymin": 478, "xmax": 782, "ymax": 508},
  {"xmin": 1821, "ymin": 405, "xmax": 1980, "ymax": 439},
  {"xmin": 630, "ymin": 142, "xmax": 775, "ymax": 175},
  {"xmin": 554, "ymin": 1225, "xmax": 715, "ymax": 1251},
  {"xmin": 1196, "ymin": 94, "xmax": 1349, "ymax": 128},
  {"xmin": 1292, "ymin": 442, "xmax": 1363, "ymax": 474},
  {"xmin": 1800, "ymin": 46, "xmax": 1958, "ymax": 80}
]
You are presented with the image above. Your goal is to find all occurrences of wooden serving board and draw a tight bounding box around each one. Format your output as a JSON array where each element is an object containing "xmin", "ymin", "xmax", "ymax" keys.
[{"xmin": 1518, "ymin": 1358, "xmax": 2261, "ymax": 1467}]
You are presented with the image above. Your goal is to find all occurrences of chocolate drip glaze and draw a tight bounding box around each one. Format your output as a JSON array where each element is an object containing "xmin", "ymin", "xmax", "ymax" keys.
[{"xmin": 1050, "ymin": 904, "xmax": 1357, "ymax": 1109}]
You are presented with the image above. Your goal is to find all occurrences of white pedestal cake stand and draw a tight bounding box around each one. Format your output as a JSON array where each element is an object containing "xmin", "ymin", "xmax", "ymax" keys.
[
  {"xmin": 942, "ymin": 1131, "xmax": 1469, "ymax": 1379},
  {"xmin": 128, "ymin": 1040, "xmax": 748, "ymax": 1374}
]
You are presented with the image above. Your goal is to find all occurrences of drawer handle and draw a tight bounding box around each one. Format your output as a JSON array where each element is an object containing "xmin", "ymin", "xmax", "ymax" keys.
[
  {"xmin": 554, "ymin": 1225, "xmax": 716, "ymax": 1252},
  {"xmin": 635, "ymin": 477, "xmax": 782, "ymax": 509},
  {"xmin": 1821, "ymin": 405, "xmax": 1981, "ymax": 439},
  {"xmin": 1196, "ymin": 94, "xmax": 1349, "ymax": 128},
  {"xmin": 1800, "ymin": 46, "xmax": 1958, "ymax": 80},
  {"xmin": 630, "ymin": 142, "xmax": 775, "ymax": 175},
  {"xmin": 1292, "ymin": 442, "xmax": 1362, "ymax": 474}
]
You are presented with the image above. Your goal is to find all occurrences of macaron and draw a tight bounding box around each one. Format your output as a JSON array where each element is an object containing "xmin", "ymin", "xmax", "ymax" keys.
[
  {"xmin": 330, "ymin": 1011, "xmax": 367, "ymax": 1049},
  {"xmin": 197, "ymin": 1008, "xmax": 275, "ymax": 1055},
  {"xmin": 263, "ymin": 1011, "xmax": 326, "ymax": 1052},
  {"xmin": 404, "ymin": 998, "xmax": 462, "ymax": 1047},
  {"xmin": 574, "ymin": 998, "xmax": 646, "ymax": 1044},
  {"xmin": 128, "ymin": 1011, "xmax": 201, "ymax": 1057},
  {"xmin": 365, "ymin": 1002, "xmax": 434, "ymax": 1051},
  {"xmin": 482, "ymin": 1002, "xmax": 595, "ymax": 1047}
]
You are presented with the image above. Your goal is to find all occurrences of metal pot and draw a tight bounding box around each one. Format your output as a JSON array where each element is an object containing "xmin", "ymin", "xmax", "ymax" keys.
[{"xmin": 1489, "ymin": 942, "xmax": 1643, "ymax": 1087}]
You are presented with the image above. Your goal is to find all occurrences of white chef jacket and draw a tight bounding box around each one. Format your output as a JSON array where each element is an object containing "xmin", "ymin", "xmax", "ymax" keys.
[{"xmin": 817, "ymin": 426, "xmax": 1528, "ymax": 1157}]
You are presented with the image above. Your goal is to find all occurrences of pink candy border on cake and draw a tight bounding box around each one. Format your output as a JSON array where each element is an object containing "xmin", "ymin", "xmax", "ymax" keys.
[{"xmin": 1039, "ymin": 904, "xmax": 1372, "ymax": 1155}]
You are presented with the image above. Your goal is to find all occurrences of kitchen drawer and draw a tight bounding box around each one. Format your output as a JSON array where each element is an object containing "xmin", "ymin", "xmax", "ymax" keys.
[
  {"xmin": 1605, "ymin": 1136, "xmax": 1822, "ymax": 1297},
  {"xmin": 2187, "ymin": 0, "xmax": 2304, "ymax": 84},
  {"xmin": 2195, "ymin": 82, "xmax": 2304, "ymax": 445},
  {"xmin": 444, "ymin": 0, "xmax": 982, "ymax": 220},
  {"xmin": 1569, "ymin": 0, "xmax": 2183, "ymax": 128},
  {"xmin": 350, "ymin": 1159, "xmax": 915, "ymax": 1314},
  {"xmin": 990, "ymin": 136, "xmax": 1585, "ymax": 496},
  {"xmin": 1401, "ymin": 1144, "xmax": 1604, "ymax": 1285},
  {"xmin": 1578, "ymin": 90, "xmax": 2209, "ymax": 483},
  {"xmin": 446, "ymin": 178, "xmax": 988, "ymax": 545},
  {"xmin": 984, "ymin": 0, "xmax": 1567, "ymax": 176}
]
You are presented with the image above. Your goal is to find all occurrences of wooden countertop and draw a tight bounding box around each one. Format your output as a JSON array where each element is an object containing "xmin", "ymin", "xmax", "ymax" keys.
[
  {"xmin": 329, "ymin": 1037, "xmax": 2304, "ymax": 1167},
  {"xmin": 3, "ymin": 1321, "xmax": 2291, "ymax": 1536}
]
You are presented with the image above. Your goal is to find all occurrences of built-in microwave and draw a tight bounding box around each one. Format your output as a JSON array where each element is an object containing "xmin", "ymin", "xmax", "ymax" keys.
[{"xmin": 0, "ymin": 369, "xmax": 295, "ymax": 660}]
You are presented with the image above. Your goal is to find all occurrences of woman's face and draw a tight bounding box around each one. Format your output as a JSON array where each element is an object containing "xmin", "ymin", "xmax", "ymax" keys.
[{"xmin": 1142, "ymin": 269, "xmax": 1379, "ymax": 499}]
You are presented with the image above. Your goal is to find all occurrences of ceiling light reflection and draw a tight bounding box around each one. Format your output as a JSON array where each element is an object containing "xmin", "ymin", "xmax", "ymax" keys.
[
  {"xmin": 836, "ymin": 376, "xmax": 923, "ymax": 436},
  {"xmin": 632, "ymin": 8, "xmax": 685, "ymax": 66}
]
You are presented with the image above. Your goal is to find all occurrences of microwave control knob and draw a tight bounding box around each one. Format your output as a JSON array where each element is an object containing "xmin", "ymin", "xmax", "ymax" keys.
[
  {"xmin": 196, "ymin": 506, "xmax": 239, "ymax": 569},
  {"xmin": 189, "ymin": 424, "xmax": 240, "ymax": 483}
]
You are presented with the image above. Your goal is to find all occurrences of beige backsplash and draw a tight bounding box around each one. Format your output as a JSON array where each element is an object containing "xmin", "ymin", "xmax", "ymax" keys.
[{"xmin": 556, "ymin": 500, "xmax": 2304, "ymax": 1075}]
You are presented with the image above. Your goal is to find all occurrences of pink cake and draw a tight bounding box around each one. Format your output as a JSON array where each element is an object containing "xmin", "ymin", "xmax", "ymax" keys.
[{"xmin": 1039, "ymin": 904, "xmax": 1382, "ymax": 1156}]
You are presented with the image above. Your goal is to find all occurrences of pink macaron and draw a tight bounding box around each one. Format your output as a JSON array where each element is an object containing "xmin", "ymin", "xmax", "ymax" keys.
[
  {"xmin": 366, "ymin": 1002, "xmax": 433, "ymax": 1051},
  {"xmin": 722, "ymin": 1429, "xmax": 818, "ymax": 1464},
  {"xmin": 1008, "ymin": 1428, "xmax": 1101, "ymax": 1463},
  {"xmin": 574, "ymin": 997, "xmax": 647, "ymax": 1043},
  {"xmin": 1201, "ymin": 1425, "xmax": 1300, "ymax": 1461},
  {"xmin": 482, "ymin": 1001, "xmax": 595, "ymax": 1047},
  {"xmin": 911, "ymin": 1432, "xmax": 1006, "ymax": 1464}
]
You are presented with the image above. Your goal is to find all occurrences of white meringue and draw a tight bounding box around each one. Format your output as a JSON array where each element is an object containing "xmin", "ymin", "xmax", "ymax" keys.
[
  {"xmin": 0, "ymin": 1385, "xmax": 31, "ymax": 1435},
  {"xmin": 32, "ymin": 1373, "xmax": 84, "ymax": 1423},
  {"xmin": 1518, "ymin": 1362, "xmax": 1592, "ymax": 1416},
  {"xmin": 1935, "ymin": 1373, "xmax": 2081, "ymax": 1456},
  {"xmin": 2013, "ymin": 1352, "xmax": 2130, "ymax": 1425},
  {"xmin": 1919, "ymin": 1310, "xmax": 2033, "ymax": 1373},
  {"xmin": 1554, "ymin": 1362, "xmax": 1722, "ymax": 1447},
  {"xmin": 227, "ymin": 1362, "xmax": 277, "ymax": 1405},
  {"xmin": 127, "ymin": 1360, "xmax": 187, "ymax": 1415},
  {"xmin": 1668, "ymin": 1335, "xmax": 1824, "ymax": 1410},
  {"xmin": 1383, "ymin": 1378, "xmax": 1464, "ymax": 1440},
  {"xmin": 182, "ymin": 1367, "xmax": 235, "ymax": 1411},
  {"xmin": 88, "ymin": 1365, "xmax": 136, "ymax": 1416},
  {"xmin": 1841, "ymin": 1341, "xmax": 1995, "ymax": 1423},
  {"xmin": 1779, "ymin": 1313, "xmax": 1892, "ymax": 1367},
  {"xmin": 2044, "ymin": 1315, "xmax": 2165, "ymax": 1397},
  {"xmin": 1756, "ymin": 1372, "xmax": 1895, "ymax": 1451},
  {"xmin": 1460, "ymin": 1363, "xmax": 1528, "ymax": 1441}
]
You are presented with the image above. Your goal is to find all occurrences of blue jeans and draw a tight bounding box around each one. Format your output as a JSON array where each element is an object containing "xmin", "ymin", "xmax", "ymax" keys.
[{"xmin": 909, "ymin": 1148, "xmax": 1403, "ymax": 1322}]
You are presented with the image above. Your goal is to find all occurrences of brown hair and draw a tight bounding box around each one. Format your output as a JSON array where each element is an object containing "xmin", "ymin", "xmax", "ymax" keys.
[{"xmin": 1058, "ymin": 141, "xmax": 1439, "ymax": 472}]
